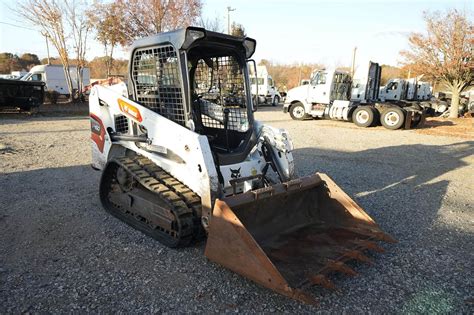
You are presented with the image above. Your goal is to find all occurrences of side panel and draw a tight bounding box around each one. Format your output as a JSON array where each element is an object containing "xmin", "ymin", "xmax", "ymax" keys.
[{"xmin": 89, "ymin": 84, "xmax": 218, "ymax": 221}]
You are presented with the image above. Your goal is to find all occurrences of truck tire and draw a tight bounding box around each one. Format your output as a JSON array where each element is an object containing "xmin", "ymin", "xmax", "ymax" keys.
[
  {"xmin": 352, "ymin": 106, "xmax": 375, "ymax": 127},
  {"xmin": 272, "ymin": 95, "xmax": 280, "ymax": 106},
  {"xmin": 289, "ymin": 103, "xmax": 309, "ymax": 120},
  {"xmin": 381, "ymin": 107, "xmax": 406, "ymax": 130}
]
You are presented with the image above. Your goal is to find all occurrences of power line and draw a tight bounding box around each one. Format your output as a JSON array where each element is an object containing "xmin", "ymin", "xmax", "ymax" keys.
[{"xmin": 0, "ymin": 21, "xmax": 36, "ymax": 31}]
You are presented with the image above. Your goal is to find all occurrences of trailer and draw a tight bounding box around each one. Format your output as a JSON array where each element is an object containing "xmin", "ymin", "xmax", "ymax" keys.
[{"xmin": 283, "ymin": 62, "xmax": 426, "ymax": 130}]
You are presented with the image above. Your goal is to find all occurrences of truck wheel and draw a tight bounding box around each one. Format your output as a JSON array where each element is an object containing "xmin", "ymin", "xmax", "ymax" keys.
[
  {"xmin": 272, "ymin": 95, "xmax": 280, "ymax": 106},
  {"xmin": 289, "ymin": 103, "xmax": 308, "ymax": 120},
  {"xmin": 381, "ymin": 107, "xmax": 406, "ymax": 130},
  {"xmin": 352, "ymin": 107, "xmax": 375, "ymax": 127}
]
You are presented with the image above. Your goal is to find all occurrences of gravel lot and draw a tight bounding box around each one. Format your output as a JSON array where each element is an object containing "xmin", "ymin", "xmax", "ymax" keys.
[{"xmin": 1, "ymin": 107, "xmax": 473, "ymax": 313}]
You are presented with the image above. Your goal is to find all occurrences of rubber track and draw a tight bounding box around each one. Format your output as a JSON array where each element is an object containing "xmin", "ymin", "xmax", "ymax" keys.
[{"xmin": 102, "ymin": 155, "xmax": 202, "ymax": 247}]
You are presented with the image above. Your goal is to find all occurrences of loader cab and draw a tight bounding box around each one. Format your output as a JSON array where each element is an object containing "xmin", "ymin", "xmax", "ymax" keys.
[{"xmin": 128, "ymin": 27, "xmax": 257, "ymax": 165}]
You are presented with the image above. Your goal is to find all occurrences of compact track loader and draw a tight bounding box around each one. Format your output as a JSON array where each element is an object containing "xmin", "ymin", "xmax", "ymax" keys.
[{"xmin": 89, "ymin": 27, "xmax": 396, "ymax": 304}]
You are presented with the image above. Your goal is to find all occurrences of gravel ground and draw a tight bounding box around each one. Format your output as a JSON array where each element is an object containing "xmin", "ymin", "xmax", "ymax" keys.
[{"xmin": 0, "ymin": 107, "xmax": 472, "ymax": 313}]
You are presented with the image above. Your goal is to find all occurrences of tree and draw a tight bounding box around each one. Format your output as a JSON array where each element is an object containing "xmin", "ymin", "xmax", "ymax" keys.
[
  {"xmin": 381, "ymin": 65, "xmax": 405, "ymax": 86},
  {"xmin": 400, "ymin": 9, "xmax": 473, "ymax": 118},
  {"xmin": 199, "ymin": 16, "xmax": 224, "ymax": 32},
  {"xmin": 19, "ymin": 53, "xmax": 41, "ymax": 70},
  {"xmin": 88, "ymin": 56, "xmax": 128, "ymax": 78},
  {"xmin": 66, "ymin": 0, "xmax": 92, "ymax": 99},
  {"xmin": 231, "ymin": 22, "xmax": 246, "ymax": 37},
  {"xmin": 88, "ymin": 1, "xmax": 127, "ymax": 77},
  {"xmin": 0, "ymin": 53, "xmax": 21, "ymax": 73},
  {"xmin": 258, "ymin": 60, "xmax": 324, "ymax": 91},
  {"xmin": 41, "ymin": 57, "xmax": 62, "ymax": 65},
  {"xmin": 17, "ymin": 0, "xmax": 74, "ymax": 101},
  {"xmin": 117, "ymin": 0, "xmax": 202, "ymax": 43}
]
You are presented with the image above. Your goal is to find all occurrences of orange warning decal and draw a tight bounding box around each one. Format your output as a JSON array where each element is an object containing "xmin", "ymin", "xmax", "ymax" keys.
[{"xmin": 118, "ymin": 98, "xmax": 143, "ymax": 122}]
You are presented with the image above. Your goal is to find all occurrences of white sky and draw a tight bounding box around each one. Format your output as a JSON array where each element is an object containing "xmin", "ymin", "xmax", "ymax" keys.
[{"xmin": 0, "ymin": 0, "xmax": 472, "ymax": 70}]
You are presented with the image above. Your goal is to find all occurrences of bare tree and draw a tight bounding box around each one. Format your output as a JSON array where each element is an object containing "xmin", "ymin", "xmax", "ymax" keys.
[
  {"xmin": 88, "ymin": 1, "xmax": 127, "ymax": 78},
  {"xmin": 16, "ymin": 0, "xmax": 74, "ymax": 101},
  {"xmin": 199, "ymin": 16, "xmax": 224, "ymax": 32},
  {"xmin": 231, "ymin": 22, "xmax": 246, "ymax": 38},
  {"xmin": 117, "ymin": 0, "xmax": 203, "ymax": 43},
  {"xmin": 66, "ymin": 0, "xmax": 91, "ymax": 100},
  {"xmin": 400, "ymin": 9, "xmax": 473, "ymax": 117}
]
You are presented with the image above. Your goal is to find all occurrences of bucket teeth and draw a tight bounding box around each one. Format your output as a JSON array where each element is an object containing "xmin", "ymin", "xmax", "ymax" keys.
[
  {"xmin": 326, "ymin": 259, "xmax": 358, "ymax": 276},
  {"xmin": 352, "ymin": 239, "xmax": 385, "ymax": 253},
  {"xmin": 375, "ymin": 232, "xmax": 398, "ymax": 244},
  {"xmin": 344, "ymin": 250, "xmax": 373, "ymax": 264},
  {"xmin": 309, "ymin": 274, "xmax": 337, "ymax": 290},
  {"xmin": 345, "ymin": 226, "xmax": 397, "ymax": 244}
]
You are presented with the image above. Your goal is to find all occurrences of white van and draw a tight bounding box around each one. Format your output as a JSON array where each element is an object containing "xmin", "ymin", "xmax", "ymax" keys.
[{"xmin": 21, "ymin": 64, "xmax": 90, "ymax": 95}]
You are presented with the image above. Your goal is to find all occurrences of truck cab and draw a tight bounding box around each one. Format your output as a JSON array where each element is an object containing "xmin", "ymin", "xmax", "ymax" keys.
[
  {"xmin": 283, "ymin": 68, "xmax": 352, "ymax": 119},
  {"xmin": 21, "ymin": 64, "xmax": 90, "ymax": 95},
  {"xmin": 379, "ymin": 78, "xmax": 407, "ymax": 101},
  {"xmin": 250, "ymin": 66, "xmax": 281, "ymax": 106}
]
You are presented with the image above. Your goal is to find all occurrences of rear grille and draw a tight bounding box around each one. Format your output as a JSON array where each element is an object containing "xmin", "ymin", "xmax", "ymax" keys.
[{"xmin": 115, "ymin": 115, "xmax": 129, "ymax": 134}]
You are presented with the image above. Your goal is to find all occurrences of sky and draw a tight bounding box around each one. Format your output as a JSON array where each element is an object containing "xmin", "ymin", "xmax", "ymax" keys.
[{"xmin": 0, "ymin": 0, "xmax": 472, "ymax": 71}]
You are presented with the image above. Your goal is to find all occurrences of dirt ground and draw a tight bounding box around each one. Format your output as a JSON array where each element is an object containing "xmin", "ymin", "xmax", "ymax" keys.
[
  {"xmin": 416, "ymin": 117, "xmax": 474, "ymax": 139},
  {"xmin": 0, "ymin": 106, "xmax": 472, "ymax": 313}
]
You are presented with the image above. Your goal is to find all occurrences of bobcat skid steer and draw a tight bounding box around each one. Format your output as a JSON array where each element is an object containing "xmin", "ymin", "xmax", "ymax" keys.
[{"xmin": 89, "ymin": 27, "xmax": 396, "ymax": 304}]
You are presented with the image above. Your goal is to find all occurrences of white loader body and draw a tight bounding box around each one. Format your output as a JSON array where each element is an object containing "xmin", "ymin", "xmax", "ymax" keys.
[{"xmin": 89, "ymin": 83, "xmax": 295, "ymax": 212}]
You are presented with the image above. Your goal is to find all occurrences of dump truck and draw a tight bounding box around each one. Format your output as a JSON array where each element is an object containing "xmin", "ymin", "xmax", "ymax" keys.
[
  {"xmin": 89, "ymin": 27, "xmax": 395, "ymax": 304},
  {"xmin": 0, "ymin": 78, "xmax": 45, "ymax": 111},
  {"xmin": 284, "ymin": 62, "xmax": 426, "ymax": 130}
]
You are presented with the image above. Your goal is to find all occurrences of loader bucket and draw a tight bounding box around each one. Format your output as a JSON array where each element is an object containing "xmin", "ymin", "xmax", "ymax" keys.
[{"xmin": 205, "ymin": 173, "xmax": 396, "ymax": 304}]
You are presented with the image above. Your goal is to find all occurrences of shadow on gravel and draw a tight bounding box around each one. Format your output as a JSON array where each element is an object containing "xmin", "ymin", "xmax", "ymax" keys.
[
  {"xmin": 293, "ymin": 140, "xmax": 474, "ymax": 239},
  {"xmin": 293, "ymin": 140, "xmax": 473, "ymax": 312},
  {"xmin": 1, "ymin": 142, "xmax": 472, "ymax": 313}
]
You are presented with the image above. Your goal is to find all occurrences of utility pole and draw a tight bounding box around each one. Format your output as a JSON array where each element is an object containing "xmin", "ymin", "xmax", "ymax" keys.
[
  {"xmin": 227, "ymin": 6, "xmax": 236, "ymax": 35},
  {"xmin": 42, "ymin": 32, "xmax": 51, "ymax": 65},
  {"xmin": 350, "ymin": 46, "xmax": 357, "ymax": 78}
]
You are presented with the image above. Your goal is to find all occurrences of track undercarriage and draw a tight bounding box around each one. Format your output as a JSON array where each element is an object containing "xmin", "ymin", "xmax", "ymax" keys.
[{"xmin": 100, "ymin": 155, "xmax": 203, "ymax": 247}]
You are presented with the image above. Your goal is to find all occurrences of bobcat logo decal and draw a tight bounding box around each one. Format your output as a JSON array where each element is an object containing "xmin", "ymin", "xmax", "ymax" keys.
[{"xmin": 230, "ymin": 167, "xmax": 241, "ymax": 179}]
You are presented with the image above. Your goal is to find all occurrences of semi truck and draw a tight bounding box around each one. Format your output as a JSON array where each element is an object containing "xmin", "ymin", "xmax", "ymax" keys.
[
  {"xmin": 21, "ymin": 64, "xmax": 90, "ymax": 96},
  {"xmin": 379, "ymin": 78, "xmax": 432, "ymax": 102},
  {"xmin": 283, "ymin": 62, "xmax": 426, "ymax": 130},
  {"xmin": 250, "ymin": 65, "xmax": 281, "ymax": 106}
]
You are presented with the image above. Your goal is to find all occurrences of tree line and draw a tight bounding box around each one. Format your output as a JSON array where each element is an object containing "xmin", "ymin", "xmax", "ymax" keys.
[
  {"xmin": 8, "ymin": 1, "xmax": 473, "ymax": 116},
  {"xmin": 13, "ymin": 0, "xmax": 204, "ymax": 101}
]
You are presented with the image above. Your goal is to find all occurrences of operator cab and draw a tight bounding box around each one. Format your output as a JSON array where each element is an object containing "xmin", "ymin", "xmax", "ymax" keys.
[{"xmin": 128, "ymin": 27, "xmax": 257, "ymax": 165}]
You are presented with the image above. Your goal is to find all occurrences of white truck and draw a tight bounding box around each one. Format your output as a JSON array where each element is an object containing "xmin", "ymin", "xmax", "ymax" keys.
[
  {"xmin": 250, "ymin": 65, "xmax": 281, "ymax": 106},
  {"xmin": 379, "ymin": 78, "xmax": 432, "ymax": 102},
  {"xmin": 283, "ymin": 62, "xmax": 426, "ymax": 130},
  {"xmin": 21, "ymin": 64, "xmax": 90, "ymax": 96}
]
